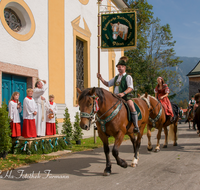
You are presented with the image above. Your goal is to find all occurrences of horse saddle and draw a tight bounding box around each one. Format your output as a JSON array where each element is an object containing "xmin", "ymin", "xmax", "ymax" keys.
[
  {"xmin": 111, "ymin": 93, "xmax": 142, "ymax": 122},
  {"xmin": 169, "ymin": 102, "xmax": 179, "ymax": 121}
]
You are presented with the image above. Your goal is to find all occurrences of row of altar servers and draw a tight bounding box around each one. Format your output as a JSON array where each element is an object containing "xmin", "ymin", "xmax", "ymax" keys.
[{"xmin": 8, "ymin": 90, "xmax": 57, "ymax": 138}]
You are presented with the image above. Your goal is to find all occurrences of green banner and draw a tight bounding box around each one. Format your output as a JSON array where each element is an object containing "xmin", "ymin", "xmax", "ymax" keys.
[{"xmin": 101, "ymin": 12, "xmax": 137, "ymax": 49}]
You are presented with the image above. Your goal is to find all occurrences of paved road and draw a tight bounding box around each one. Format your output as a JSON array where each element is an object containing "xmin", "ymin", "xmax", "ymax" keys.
[{"xmin": 1, "ymin": 123, "xmax": 200, "ymax": 190}]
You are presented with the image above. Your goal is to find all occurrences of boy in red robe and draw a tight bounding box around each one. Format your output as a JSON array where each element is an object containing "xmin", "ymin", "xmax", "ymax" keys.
[{"xmin": 22, "ymin": 89, "xmax": 37, "ymax": 138}]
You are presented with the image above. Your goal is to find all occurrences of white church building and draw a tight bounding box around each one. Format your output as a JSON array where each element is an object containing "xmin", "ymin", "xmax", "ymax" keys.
[{"xmin": 0, "ymin": 0, "xmax": 128, "ymax": 137}]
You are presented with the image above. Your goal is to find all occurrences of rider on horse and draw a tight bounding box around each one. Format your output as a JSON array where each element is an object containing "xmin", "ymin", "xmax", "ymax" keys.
[
  {"xmin": 188, "ymin": 96, "xmax": 196, "ymax": 110},
  {"xmin": 154, "ymin": 77, "xmax": 174, "ymax": 122},
  {"xmin": 97, "ymin": 56, "xmax": 140, "ymax": 133}
]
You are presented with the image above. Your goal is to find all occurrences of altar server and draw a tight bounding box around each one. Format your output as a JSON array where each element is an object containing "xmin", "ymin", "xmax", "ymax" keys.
[
  {"xmin": 22, "ymin": 89, "xmax": 37, "ymax": 138},
  {"xmin": 45, "ymin": 94, "xmax": 57, "ymax": 135},
  {"xmin": 8, "ymin": 92, "xmax": 22, "ymax": 138}
]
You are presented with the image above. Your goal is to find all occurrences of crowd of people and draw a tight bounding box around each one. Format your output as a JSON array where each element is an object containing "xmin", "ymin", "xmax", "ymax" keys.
[{"xmin": 8, "ymin": 80, "xmax": 57, "ymax": 139}]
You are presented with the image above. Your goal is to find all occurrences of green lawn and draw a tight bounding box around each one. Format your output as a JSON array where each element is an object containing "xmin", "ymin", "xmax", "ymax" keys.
[{"xmin": 0, "ymin": 126, "xmax": 149, "ymax": 171}]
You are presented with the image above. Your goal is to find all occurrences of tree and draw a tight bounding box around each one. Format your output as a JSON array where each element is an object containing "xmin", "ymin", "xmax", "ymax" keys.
[
  {"xmin": 61, "ymin": 107, "xmax": 73, "ymax": 141},
  {"xmin": 125, "ymin": 1, "xmax": 182, "ymax": 95},
  {"xmin": 0, "ymin": 102, "xmax": 12, "ymax": 158},
  {"xmin": 73, "ymin": 112, "xmax": 83, "ymax": 143}
]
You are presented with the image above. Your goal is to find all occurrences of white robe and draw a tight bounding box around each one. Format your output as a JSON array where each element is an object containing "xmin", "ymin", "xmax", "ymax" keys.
[
  {"xmin": 32, "ymin": 83, "xmax": 48, "ymax": 136},
  {"xmin": 23, "ymin": 97, "xmax": 37, "ymax": 120},
  {"xmin": 45, "ymin": 101, "xmax": 58, "ymax": 123},
  {"xmin": 8, "ymin": 101, "xmax": 22, "ymax": 123}
]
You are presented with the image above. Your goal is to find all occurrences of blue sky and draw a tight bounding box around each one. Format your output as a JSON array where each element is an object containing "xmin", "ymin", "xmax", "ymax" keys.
[{"xmin": 147, "ymin": 0, "xmax": 200, "ymax": 58}]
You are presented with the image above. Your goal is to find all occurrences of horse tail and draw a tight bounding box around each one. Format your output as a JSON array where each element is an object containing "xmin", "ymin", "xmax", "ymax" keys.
[{"xmin": 168, "ymin": 124, "xmax": 178, "ymax": 142}]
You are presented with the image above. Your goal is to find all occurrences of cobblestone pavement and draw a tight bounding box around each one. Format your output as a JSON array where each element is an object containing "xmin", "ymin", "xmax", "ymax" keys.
[{"xmin": 1, "ymin": 123, "xmax": 200, "ymax": 190}]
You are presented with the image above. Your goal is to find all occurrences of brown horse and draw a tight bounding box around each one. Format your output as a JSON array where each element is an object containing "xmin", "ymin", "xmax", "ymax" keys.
[
  {"xmin": 194, "ymin": 93, "xmax": 200, "ymax": 135},
  {"xmin": 141, "ymin": 94, "xmax": 178, "ymax": 152},
  {"xmin": 185, "ymin": 107, "xmax": 195, "ymax": 129},
  {"xmin": 77, "ymin": 87, "xmax": 149, "ymax": 176}
]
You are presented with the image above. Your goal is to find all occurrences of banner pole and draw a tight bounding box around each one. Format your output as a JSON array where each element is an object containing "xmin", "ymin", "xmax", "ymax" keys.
[{"xmin": 94, "ymin": 1, "xmax": 101, "ymax": 144}]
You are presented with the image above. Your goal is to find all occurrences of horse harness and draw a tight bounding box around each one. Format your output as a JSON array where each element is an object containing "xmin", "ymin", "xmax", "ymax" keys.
[
  {"xmin": 148, "ymin": 100, "xmax": 162, "ymax": 128},
  {"xmin": 80, "ymin": 95, "xmax": 123, "ymax": 132}
]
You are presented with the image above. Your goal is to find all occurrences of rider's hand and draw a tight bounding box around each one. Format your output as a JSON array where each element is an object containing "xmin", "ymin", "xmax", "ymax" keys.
[
  {"xmin": 160, "ymin": 96, "xmax": 163, "ymax": 100},
  {"xmin": 117, "ymin": 93, "xmax": 124, "ymax": 98},
  {"xmin": 97, "ymin": 73, "xmax": 102, "ymax": 80}
]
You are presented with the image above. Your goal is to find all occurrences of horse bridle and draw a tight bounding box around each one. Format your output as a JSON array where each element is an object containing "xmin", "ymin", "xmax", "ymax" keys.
[
  {"xmin": 148, "ymin": 98, "xmax": 162, "ymax": 128},
  {"xmin": 80, "ymin": 95, "xmax": 121, "ymax": 128}
]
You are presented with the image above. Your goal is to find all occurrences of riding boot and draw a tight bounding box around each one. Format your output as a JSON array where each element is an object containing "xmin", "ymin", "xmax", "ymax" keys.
[{"xmin": 131, "ymin": 111, "xmax": 140, "ymax": 133}]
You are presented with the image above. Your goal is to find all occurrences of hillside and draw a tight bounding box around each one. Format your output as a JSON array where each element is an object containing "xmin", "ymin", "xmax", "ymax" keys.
[{"xmin": 170, "ymin": 56, "xmax": 199, "ymax": 103}]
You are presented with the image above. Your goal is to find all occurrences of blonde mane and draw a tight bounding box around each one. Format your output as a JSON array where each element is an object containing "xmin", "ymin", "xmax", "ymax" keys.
[{"xmin": 140, "ymin": 94, "xmax": 150, "ymax": 108}]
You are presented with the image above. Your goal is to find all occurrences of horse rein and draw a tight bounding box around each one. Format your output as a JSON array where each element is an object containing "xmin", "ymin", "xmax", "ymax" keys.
[{"xmin": 80, "ymin": 95, "xmax": 121, "ymax": 123}]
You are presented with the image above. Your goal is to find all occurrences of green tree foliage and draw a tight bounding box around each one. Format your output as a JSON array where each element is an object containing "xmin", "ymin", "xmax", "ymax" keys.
[
  {"xmin": 61, "ymin": 107, "xmax": 73, "ymax": 141},
  {"xmin": 55, "ymin": 114, "xmax": 59, "ymax": 134},
  {"xmin": 0, "ymin": 102, "xmax": 12, "ymax": 155},
  {"xmin": 178, "ymin": 99, "xmax": 188, "ymax": 109},
  {"xmin": 73, "ymin": 112, "xmax": 83, "ymax": 142},
  {"xmin": 125, "ymin": 0, "xmax": 182, "ymax": 95}
]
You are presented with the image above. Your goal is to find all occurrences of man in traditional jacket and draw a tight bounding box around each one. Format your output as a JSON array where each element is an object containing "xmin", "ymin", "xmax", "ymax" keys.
[
  {"xmin": 32, "ymin": 80, "xmax": 48, "ymax": 137},
  {"xmin": 97, "ymin": 56, "xmax": 139, "ymax": 133}
]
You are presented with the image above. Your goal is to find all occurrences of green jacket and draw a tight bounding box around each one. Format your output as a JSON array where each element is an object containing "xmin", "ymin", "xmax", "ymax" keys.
[{"xmin": 114, "ymin": 74, "xmax": 130, "ymax": 100}]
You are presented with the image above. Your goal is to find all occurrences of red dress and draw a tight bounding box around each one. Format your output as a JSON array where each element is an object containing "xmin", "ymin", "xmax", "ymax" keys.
[{"xmin": 154, "ymin": 84, "xmax": 174, "ymax": 117}]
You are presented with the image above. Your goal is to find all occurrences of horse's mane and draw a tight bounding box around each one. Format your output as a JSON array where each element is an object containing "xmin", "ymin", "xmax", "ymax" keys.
[
  {"xmin": 140, "ymin": 94, "xmax": 150, "ymax": 108},
  {"xmin": 78, "ymin": 88, "xmax": 105, "ymax": 104}
]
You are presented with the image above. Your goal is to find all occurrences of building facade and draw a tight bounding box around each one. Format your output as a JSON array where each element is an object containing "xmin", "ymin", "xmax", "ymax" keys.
[
  {"xmin": 0, "ymin": 0, "xmax": 128, "ymax": 137},
  {"xmin": 187, "ymin": 60, "xmax": 200, "ymax": 99}
]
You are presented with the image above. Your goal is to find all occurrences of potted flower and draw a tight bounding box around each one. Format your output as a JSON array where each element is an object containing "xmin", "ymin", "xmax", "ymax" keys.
[
  {"xmin": 73, "ymin": 112, "xmax": 83, "ymax": 145},
  {"xmin": 0, "ymin": 102, "xmax": 12, "ymax": 158}
]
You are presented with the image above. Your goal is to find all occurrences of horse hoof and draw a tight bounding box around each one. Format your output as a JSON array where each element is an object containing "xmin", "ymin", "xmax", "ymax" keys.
[
  {"xmin": 103, "ymin": 168, "xmax": 111, "ymax": 176},
  {"xmin": 119, "ymin": 159, "xmax": 128, "ymax": 168},
  {"xmin": 103, "ymin": 171, "xmax": 111, "ymax": 176},
  {"xmin": 173, "ymin": 142, "xmax": 178, "ymax": 146},
  {"xmin": 147, "ymin": 147, "xmax": 153, "ymax": 151},
  {"xmin": 131, "ymin": 163, "xmax": 137, "ymax": 167},
  {"xmin": 163, "ymin": 145, "xmax": 167, "ymax": 148},
  {"xmin": 154, "ymin": 149, "xmax": 160, "ymax": 152}
]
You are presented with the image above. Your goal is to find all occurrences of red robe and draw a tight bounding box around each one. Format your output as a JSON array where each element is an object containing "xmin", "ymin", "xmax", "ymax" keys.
[
  {"xmin": 46, "ymin": 123, "xmax": 56, "ymax": 135},
  {"xmin": 154, "ymin": 84, "xmax": 174, "ymax": 117}
]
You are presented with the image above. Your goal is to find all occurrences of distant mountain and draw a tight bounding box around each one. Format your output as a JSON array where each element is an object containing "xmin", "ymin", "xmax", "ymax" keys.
[{"xmin": 170, "ymin": 56, "xmax": 200, "ymax": 103}]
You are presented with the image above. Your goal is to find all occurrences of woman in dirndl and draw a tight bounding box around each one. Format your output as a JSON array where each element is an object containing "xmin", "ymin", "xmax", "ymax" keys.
[{"xmin": 154, "ymin": 77, "xmax": 174, "ymax": 121}]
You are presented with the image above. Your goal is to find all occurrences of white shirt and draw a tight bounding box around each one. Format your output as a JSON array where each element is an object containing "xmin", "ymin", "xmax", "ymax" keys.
[
  {"xmin": 108, "ymin": 72, "xmax": 133, "ymax": 94},
  {"xmin": 32, "ymin": 83, "xmax": 48, "ymax": 104},
  {"xmin": 8, "ymin": 100, "xmax": 22, "ymax": 123},
  {"xmin": 45, "ymin": 101, "xmax": 58, "ymax": 123},
  {"xmin": 23, "ymin": 97, "xmax": 37, "ymax": 120}
]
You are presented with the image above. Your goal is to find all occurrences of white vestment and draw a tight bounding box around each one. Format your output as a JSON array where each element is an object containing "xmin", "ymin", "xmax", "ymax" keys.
[
  {"xmin": 8, "ymin": 100, "xmax": 22, "ymax": 123},
  {"xmin": 23, "ymin": 97, "xmax": 37, "ymax": 120},
  {"xmin": 32, "ymin": 83, "xmax": 47, "ymax": 136},
  {"xmin": 45, "ymin": 101, "xmax": 58, "ymax": 123}
]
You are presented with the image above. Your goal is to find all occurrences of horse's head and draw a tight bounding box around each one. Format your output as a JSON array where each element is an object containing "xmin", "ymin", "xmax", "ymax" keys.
[
  {"xmin": 77, "ymin": 87, "xmax": 97, "ymax": 131},
  {"xmin": 194, "ymin": 93, "xmax": 200, "ymax": 104},
  {"xmin": 110, "ymin": 22, "xmax": 120, "ymax": 40}
]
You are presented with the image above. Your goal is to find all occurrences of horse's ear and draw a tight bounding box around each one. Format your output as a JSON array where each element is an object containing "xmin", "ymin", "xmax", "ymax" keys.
[
  {"xmin": 145, "ymin": 92, "xmax": 148, "ymax": 98},
  {"xmin": 137, "ymin": 94, "xmax": 140, "ymax": 98},
  {"xmin": 89, "ymin": 87, "xmax": 96, "ymax": 96},
  {"xmin": 77, "ymin": 88, "xmax": 82, "ymax": 95},
  {"xmin": 110, "ymin": 23, "xmax": 113, "ymax": 26},
  {"xmin": 118, "ymin": 22, "xmax": 120, "ymax": 25}
]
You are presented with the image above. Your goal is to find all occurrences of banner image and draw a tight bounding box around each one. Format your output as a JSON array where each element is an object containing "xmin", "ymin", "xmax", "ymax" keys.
[{"xmin": 101, "ymin": 12, "xmax": 137, "ymax": 49}]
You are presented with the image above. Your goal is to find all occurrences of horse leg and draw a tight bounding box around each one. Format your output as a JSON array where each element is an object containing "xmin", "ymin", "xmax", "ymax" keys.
[
  {"xmin": 130, "ymin": 124, "xmax": 143, "ymax": 167},
  {"xmin": 163, "ymin": 126, "xmax": 168, "ymax": 148},
  {"xmin": 189, "ymin": 121, "xmax": 191, "ymax": 129},
  {"xmin": 155, "ymin": 127, "xmax": 162, "ymax": 152},
  {"xmin": 173, "ymin": 122, "xmax": 178, "ymax": 146},
  {"xmin": 112, "ymin": 132, "xmax": 127, "ymax": 168},
  {"xmin": 147, "ymin": 125, "xmax": 153, "ymax": 151},
  {"xmin": 99, "ymin": 133, "xmax": 111, "ymax": 176}
]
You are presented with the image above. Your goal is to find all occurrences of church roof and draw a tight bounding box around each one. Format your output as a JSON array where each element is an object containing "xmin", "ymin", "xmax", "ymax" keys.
[
  {"xmin": 112, "ymin": 0, "xmax": 130, "ymax": 8},
  {"xmin": 187, "ymin": 60, "xmax": 200, "ymax": 76}
]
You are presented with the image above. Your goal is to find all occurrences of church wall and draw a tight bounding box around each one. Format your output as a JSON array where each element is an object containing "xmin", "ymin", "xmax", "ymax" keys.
[{"xmin": 0, "ymin": 0, "xmax": 49, "ymax": 98}]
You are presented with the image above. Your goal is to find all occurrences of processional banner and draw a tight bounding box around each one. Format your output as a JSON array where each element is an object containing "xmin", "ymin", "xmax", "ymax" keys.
[{"xmin": 101, "ymin": 12, "xmax": 137, "ymax": 49}]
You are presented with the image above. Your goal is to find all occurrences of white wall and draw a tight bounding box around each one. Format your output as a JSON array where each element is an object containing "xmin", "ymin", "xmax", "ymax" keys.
[
  {"xmin": 0, "ymin": 0, "xmax": 49, "ymax": 97},
  {"xmin": 64, "ymin": 0, "xmax": 121, "ymax": 124}
]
